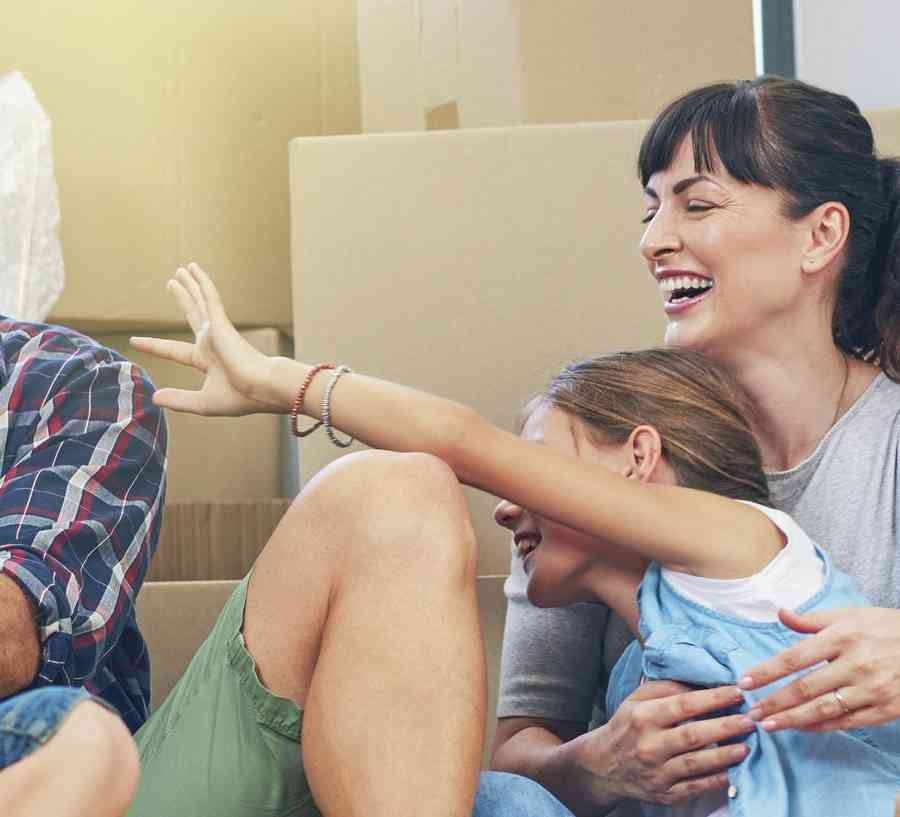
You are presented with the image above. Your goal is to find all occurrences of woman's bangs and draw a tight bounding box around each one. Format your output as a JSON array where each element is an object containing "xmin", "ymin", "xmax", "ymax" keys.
[{"xmin": 638, "ymin": 82, "xmax": 770, "ymax": 188}]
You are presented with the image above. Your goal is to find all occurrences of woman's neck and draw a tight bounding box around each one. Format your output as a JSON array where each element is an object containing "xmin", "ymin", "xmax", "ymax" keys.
[{"xmin": 716, "ymin": 338, "xmax": 880, "ymax": 471}]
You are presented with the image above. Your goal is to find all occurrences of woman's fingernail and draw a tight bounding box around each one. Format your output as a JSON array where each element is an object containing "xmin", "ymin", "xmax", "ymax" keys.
[
  {"xmin": 738, "ymin": 676, "xmax": 754, "ymax": 689},
  {"xmin": 762, "ymin": 719, "xmax": 778, "ymax": 732},
  {"xmin": 738, "ymin": 717, "xmax": 755, "ymax": 730},
  {"xmin": 747, "ymin": 707, "xmax": 762, "ymax": 720}
]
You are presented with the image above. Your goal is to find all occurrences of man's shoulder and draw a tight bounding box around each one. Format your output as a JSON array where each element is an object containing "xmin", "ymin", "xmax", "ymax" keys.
[{"xmin": 0, "ymin": 317, "xmax": 123, "ymax": 368}]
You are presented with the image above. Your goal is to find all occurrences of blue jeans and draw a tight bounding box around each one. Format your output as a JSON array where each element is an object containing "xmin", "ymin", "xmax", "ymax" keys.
[
  {"xmin": 0, "ymin": 686, "xmax": 91, "ymax": 770},
  {"xmin": 474, "ymin": 771, "xmax": 576, "ymax": 817}
]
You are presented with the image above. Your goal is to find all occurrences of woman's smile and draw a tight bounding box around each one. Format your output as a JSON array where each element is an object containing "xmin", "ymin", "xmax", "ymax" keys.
[{"xmin": 656, "ymin": 270, "xmax": 715, "ymax": 314}]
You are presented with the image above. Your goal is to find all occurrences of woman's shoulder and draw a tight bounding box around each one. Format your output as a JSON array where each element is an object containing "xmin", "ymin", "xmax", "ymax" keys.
[{"xmin": 834, "ymin": 372, "xmax": 900, "ymax": 455}]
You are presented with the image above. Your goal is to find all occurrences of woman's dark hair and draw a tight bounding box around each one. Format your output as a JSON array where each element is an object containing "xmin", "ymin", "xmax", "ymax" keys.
[
  {"xmin": 638, "ymin": 77, "xmax": 900, "ymax": 380},
  {"xmin": 530, "ymin": 349, "xmax": 771, "ymax": 505}
]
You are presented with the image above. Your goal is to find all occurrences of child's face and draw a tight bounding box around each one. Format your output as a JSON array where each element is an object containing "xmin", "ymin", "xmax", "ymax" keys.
[{"xmin": 493, "ymin": 402, "xmax": 648, "ymax": 608}]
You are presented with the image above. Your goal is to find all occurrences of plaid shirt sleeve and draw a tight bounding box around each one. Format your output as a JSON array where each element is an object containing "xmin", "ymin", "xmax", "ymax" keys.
[{"xmin": 0, "ymin": 324, "xmax": 166, "ymax": 688}]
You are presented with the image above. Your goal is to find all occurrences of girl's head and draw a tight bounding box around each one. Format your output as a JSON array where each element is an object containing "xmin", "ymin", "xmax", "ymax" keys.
[
  {"xmin": 495, "ymin": 348, "xmax": 770, "ymax": 607},
  {"xmin": 638, "ymin": 77, "xmax": 900, "ymax": 378}
]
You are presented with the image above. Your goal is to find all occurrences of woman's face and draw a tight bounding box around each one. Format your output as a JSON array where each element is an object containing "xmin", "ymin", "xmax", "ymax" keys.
[
  {"xmin": 493, "ymin": 403, "xmax": 647, "ymax": 608},
  {"xmin": 639, "ymin": 138, "xmax": 810, "ymax": 357}
]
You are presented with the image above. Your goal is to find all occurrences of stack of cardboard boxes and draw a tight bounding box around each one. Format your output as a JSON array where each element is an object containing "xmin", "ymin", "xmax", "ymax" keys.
[{"xmin": 1, "ymin": 2, "xmax": 364, "ymax": 583}]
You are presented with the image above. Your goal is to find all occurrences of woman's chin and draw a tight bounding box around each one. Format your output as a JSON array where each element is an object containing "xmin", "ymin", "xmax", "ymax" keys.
[{"xmin": 663, "ymin": 315, "xmax": 715, "ymax": 351}]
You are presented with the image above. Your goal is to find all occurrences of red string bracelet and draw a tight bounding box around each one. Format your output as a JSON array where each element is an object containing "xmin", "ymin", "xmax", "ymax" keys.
[{"xmin": 290, "ymin": 363, "xmax": 335, "ymax": 437}]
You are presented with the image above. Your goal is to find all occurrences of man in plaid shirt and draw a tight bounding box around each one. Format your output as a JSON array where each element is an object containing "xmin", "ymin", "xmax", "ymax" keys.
[{"xmin": 0, "ymin": 318, "xmax": 166, "ymax": 817}]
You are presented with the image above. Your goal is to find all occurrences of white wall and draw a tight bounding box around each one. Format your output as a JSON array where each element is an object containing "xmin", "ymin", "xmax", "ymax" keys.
[{"xmin": 795, "ymin": 0, "xmax": 900, "ymax": 108}]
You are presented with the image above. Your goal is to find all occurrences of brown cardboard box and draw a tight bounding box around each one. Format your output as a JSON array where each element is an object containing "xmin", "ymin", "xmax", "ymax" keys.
[
  {"xmin": 357, "ymin": 0, "xmax": 754, "ymax": 132},
  {"xmin": 137, "ymin": 574, "xmax": 508, "ymax": 768},
  {"xmin": 1, "ymin": 1, "xmax": 360, "ymax": 331},
  {"xmin": 290, "ymin": 110, "xmax": 900, "ymax": 576},
  {"xmin": 290, "ymin": 121, "xmax": 663, "ymax": 576},
  {"xmin": 91, "ymin": 327, "xmax": 294, "ymax": 501},
  {"xmin": 148, "ymin": 499, "xmax": 292, "ymax": 582}
]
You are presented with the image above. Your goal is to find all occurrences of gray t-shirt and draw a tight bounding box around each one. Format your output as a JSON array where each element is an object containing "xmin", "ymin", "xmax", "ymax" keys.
[{"xmin": 497, "ymin": 373, "xmax": 900, "ymax": 724}]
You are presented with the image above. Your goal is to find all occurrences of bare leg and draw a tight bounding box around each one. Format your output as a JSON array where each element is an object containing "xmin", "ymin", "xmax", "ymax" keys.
[
  {"xmin": 0, "ymin": 700, "xmax": 139, "ymax": 817},
  {"xmin": 243, "ymin": 450, "xmax": 486, "ymax": 817}
]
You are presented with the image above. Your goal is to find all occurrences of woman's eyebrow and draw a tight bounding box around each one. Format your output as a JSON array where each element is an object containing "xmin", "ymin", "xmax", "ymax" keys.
[{"xmin": 643, "ymin": 174, "xmax": 717, "ymax": 200}]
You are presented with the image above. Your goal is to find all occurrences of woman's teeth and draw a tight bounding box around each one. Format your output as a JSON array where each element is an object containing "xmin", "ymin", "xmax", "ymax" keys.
[{"xmin": 659, "ymin": 276, "xmax": 714, "ymax": 303}]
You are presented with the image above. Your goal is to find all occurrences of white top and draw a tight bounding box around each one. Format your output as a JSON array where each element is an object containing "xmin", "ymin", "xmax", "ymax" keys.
[
  {"xmin": 662, "ymin": 503, "xmax": 826, "ymax": 623},
  {"xmin": 661, "ymin": 503, "xmax": 826, "ymax": 817}
]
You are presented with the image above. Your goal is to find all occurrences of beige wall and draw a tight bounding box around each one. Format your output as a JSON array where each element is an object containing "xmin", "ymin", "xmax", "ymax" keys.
[
  {"xmin": 1, "ymin": 1, "xmax": 360, "ymax": 332},
  {"xmin": 357, "ymin": 0, "xmax": 754, "ymax": 132}
]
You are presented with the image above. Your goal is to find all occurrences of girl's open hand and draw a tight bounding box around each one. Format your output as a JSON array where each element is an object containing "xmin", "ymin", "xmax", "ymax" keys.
[
  {"xmin": 131, "ymin": 263, "xmax": 282, "ymax": 417},
  {"xmin": 738, "ymin": 606, "xmax": 900, "ymax": 732}
]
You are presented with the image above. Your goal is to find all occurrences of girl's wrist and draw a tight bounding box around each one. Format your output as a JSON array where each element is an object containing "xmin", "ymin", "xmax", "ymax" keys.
[{"xmin": 248, "ymin": 356, "xmax": 307, "ymax": 412}]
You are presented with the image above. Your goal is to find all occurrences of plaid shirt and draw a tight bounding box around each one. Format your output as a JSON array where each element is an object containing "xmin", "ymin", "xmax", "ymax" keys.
[{"xmin": 0, "ymin": 318, "xmax": 166, "ymax": 733}]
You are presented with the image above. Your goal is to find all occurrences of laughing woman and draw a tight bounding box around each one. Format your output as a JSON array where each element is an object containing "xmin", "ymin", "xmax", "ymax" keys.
[{"xmin": 491, "ymin": 77, "xmax": 900, "ymax": 815}]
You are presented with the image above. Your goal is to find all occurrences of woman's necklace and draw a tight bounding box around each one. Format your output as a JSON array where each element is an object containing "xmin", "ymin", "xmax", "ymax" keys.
[{"xmin": 829, "ymin": 354, "xmax": 850, "ymax": 432}]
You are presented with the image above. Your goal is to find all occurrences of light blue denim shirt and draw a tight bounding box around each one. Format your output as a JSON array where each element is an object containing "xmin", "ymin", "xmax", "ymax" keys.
[{"xmin": 607, "ymin": 548, "xmax": 900, "ymax": 817}]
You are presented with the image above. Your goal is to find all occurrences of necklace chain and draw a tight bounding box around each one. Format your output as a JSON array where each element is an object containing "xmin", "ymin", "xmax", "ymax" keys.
[{"xmin": 830, "ymin": 354, "xmax": 850, "ymax": 431}]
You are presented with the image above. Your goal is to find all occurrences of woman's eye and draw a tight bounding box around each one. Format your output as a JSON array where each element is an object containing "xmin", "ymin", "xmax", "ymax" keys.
[
  {"xmin": 641, "ymin": 211, "xmax": 657, "ymax": 224},
  {"xmin": 686, "ymin": 202, "xmax": 714, "ymax": 213}
]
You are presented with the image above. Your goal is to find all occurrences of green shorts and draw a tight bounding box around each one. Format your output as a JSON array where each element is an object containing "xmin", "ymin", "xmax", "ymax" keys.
[{"xmin": 128, "ymin": 575, "xmax": 321, "ymax": 817}]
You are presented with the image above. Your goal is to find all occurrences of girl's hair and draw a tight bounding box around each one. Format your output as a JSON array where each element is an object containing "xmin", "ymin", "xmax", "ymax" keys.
[
  {"xmin": 535, "ymin": 348, "xmax": 771, "ymax": 505},
  {"xmin": 638, "ymin": 77, "xmax": 900, "ymax": 380}
]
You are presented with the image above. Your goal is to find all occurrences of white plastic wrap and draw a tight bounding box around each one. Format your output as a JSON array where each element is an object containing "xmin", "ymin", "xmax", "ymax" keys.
[{"xmin": 0, "ymin": 71, "xmax": 65, "ymax": 322}]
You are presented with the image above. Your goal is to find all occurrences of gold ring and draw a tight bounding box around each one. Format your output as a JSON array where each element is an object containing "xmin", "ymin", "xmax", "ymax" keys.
[{"xmin": 833, "ymin": 688, "xmax": 853, "ymax": 716}]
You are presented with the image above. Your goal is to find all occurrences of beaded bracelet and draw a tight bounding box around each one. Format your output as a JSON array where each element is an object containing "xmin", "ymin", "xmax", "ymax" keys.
[
  {"xmin": 321, "ymin": 365, "xmax": 355, "ymax": 448},
  {"xmin": 290, "ymin": 363, "xmax": 335, "ymax": 438}
]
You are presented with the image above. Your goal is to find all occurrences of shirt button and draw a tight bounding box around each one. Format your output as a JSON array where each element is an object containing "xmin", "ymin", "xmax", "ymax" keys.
[{"xmin": 728, "ymin": 785, "xmax": 738, "ymax": 799}]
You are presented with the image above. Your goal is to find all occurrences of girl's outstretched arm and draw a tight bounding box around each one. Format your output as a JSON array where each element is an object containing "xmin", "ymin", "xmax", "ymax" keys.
[{"xmin": 132, "ymin": 264, "xmax": 777, "ymax": 579}]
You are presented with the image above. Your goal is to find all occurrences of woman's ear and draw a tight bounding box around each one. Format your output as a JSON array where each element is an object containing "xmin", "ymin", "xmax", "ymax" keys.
[
  {"xmin": 626, "ymin": 425, "xmax": 664, "ymax": 483},
  {"xmin": 801, "ymin": 201, "xmax": 850, "ymax": 276}
]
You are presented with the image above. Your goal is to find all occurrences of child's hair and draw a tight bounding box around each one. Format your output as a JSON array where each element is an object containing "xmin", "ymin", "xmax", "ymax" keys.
[{"xmin": 532, "ymin": 348, "xmax": 771, "ymax": 505}]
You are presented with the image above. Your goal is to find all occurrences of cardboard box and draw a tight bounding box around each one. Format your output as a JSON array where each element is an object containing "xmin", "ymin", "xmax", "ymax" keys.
[
  {"xmin": 290, "ymin": 121, "xmax": 663, "ymax": 575},
  {"xmin": 290, "ymin": 111, "xmax": 900, "ymax": 576},
  {"xmin": 1, "ymin": 1, "xmax": 360, "ymax": 331},
  {"xmin": 357, "ymin": 0, "xmax": 755, "ymax": 132},
  {"xmin": 147, "ymin": 499, "xmax": 293, "ymax": 582},
  {"xmin": 137, "ymin": 574, "xmax": 508, "ymax": 768},
  {"xmin": 91, "ymin": 327, "xmax": 294, "ymax": 501}
]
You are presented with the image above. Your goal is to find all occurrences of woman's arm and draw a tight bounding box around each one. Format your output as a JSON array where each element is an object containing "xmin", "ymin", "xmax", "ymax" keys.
[
  {"xmin": 490, "ymin": 685, "xmax": 755, "ymax": 814},
  {"xmin": 133, "ymin": 264, "xmax": 777, "ymax": 579},
  {"xmin": 734, "ymin": 606, "xmax": 900, "ymax": 732}
]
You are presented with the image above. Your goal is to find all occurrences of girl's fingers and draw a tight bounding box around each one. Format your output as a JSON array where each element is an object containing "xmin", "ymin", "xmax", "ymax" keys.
[
  {"xmin": 167, "ymin": 278, "xmax": 205, "ymax": 335},
  {"xmin": 151, "ymin": 388, "xmax": 209, "ymax": 415},
  {"xmin": 188, "ymin": 263, "xmax": 230, "ymax": 326},
  {"xmin": 176, "ymin": 265, "xmax": 209, "ymax": 323},
  {"xmin": 130, "ymin": 337, "xmax": 198, "ymax": 368}
]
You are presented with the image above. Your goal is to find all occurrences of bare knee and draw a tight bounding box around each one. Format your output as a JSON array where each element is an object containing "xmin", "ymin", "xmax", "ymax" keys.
[
  {"xmin": 291, "ymin": 450, "xmax": 478, "ymax": 580},
  {"xmin": 59, "ymin": 702, "xmax": 140, "ymax": 811}
]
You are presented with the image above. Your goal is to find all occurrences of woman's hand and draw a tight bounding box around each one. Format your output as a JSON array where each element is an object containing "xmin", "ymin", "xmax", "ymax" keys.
[
  {"xmin": 573, "ymin": 681, "xmax": 754, "ymax": 807},
  {"xmin": 739, "ymin": 607, "xmax": 900, "ymax": 732},
  {"xmin": 131, "ymin": 263, "xmax": 282, "ymax": 417}
]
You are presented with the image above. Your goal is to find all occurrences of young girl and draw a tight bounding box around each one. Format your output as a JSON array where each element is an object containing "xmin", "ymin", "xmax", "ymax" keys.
[{"xmin": 132, "ymin": 264, "xmax": 900, "ymax": 816}]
